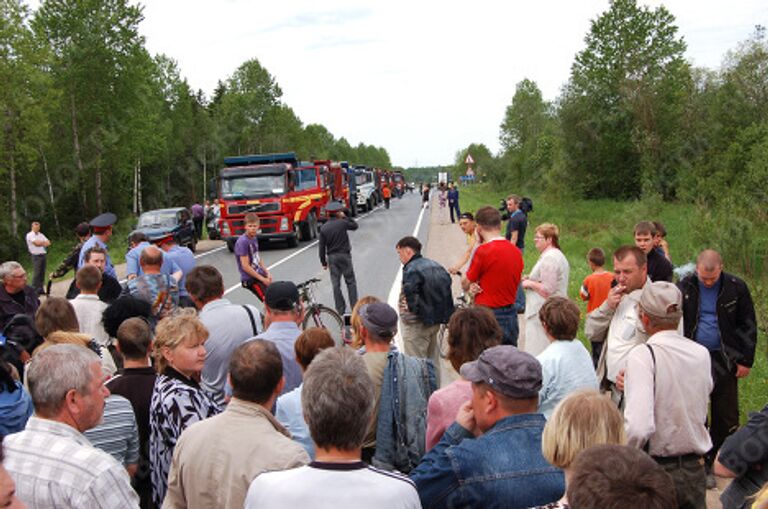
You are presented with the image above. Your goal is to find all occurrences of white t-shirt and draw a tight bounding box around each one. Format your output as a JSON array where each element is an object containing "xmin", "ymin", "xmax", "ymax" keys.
[
  {"xmin": 26, "ymin": 231, "xmax": 49, "ymax": 255},
  {"xmin": 244, "ymin": 461, "xmax": 421, "ymax": 509}
]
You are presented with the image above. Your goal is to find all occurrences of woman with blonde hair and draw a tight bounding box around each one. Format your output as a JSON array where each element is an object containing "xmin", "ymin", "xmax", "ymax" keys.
[
  {"xmin": 522, "ymin": 223, "xmax": 570, "ymax": 356},
  {"xmin": 534, "ymin": 389, "xmax": 626, "ymax": 508},
  {"xmin": 149, "ymin": 309, "xmax": 221, "ymax": 507}
]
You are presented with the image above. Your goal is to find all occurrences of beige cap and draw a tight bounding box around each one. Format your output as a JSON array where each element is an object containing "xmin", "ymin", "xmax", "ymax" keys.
[{"xmin": 639, "ymin": 281, "xmax": 683, "ymax": 320}]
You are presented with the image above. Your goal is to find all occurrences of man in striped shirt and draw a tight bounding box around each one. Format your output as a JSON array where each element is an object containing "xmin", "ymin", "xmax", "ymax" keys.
[{"xmin": 4, "ymin": 344, "xmax": 139, "ymax": 508}]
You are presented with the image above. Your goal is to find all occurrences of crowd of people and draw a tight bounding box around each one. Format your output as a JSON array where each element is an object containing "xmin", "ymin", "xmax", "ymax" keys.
[{"xmin": 0, "ymin": 188, "xmax": 764, "ymax": 509}]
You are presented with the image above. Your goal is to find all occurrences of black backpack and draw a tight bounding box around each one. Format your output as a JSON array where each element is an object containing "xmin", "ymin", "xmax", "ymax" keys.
[{"xmin": 519, "ymin": 197, "xmax": 533, "ymax": 214}]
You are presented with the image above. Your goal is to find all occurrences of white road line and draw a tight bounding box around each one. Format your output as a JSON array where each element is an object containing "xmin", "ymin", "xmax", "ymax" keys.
[
  {"xmin": 222, "ymin": 205, "xmax": 382, "ymax": 296},
  {"xmin": 388, "ymin": 204, "xmax": 427, "ymax": 350},
  {"xmin": 194, "ymin": 245, "xmax": 226, "ymax": 259}
]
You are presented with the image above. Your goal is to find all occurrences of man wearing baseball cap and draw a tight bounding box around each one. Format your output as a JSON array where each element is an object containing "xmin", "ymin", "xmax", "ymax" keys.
[
  {"xmin": 247, "ymin": 281, "xmax": 304, "ymax": 396},
  {"xmin": 410, "ymin": 345, "xmax": 564, "ymax": 508},
  {"xmin": 624, "ymin": 281, "xmax": 713, "ymax": 508}
]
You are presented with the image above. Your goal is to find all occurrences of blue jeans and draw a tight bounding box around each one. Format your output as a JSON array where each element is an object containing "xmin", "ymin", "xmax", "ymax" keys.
[{"xmin": 492, "ymin": 306, "xmax": 519, "ymax": 347}]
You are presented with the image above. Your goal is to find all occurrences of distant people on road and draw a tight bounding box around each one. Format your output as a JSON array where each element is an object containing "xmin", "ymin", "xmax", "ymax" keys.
[
  {"xmin": 679, "ymin": 248, "xmax": 757, "ymax": 487},
  {"xmin": 186, "ymin": 265, "xmax": 262, "ymax": 406},
  {"xmin": 396, "ymin": 236, "xmax": 454, "ymax": 384},
  {"xmin": 448, "ymin": 212, "xmax": 478, "ymax": 275},
  {"xmin": 382, "ymin": 183, "xmax": 392, "ymax": 209},
  {"xmin": 318, "ymin": 201, "xmax": 359, "ymax": 316},
  {"xmin": 0, "ymin": 261, "xmax": 39, "ymax": 333},
  {"xmin": 447, "ymin": 183, "xmax": 460, "ymax": 223},
  {"xmin": 245, "ymin": 347, "xmax": 421, "ymax": 509},
  {"xmin": 77, "ymin": 212, "xmax": 117, "ymax": 279},
  {"xmin": 66, "ymin": 246, "xmax": 122, "ymax": 303},
  {"xmin": 426, "ymin": 306, "xmax": 502, "ymax": 450},
  {"xmin": 422, "ymin": 184, "xmax": 430, "ymax": 209},
  {"xmin": 535, "ymin": 297, "xmax": 598, "ymax": 418},
  {"xmin": 585, "ymin": 246, "xmax": 649, "ymax": 406},
  {"xmin": 634, "ymin": 221, "xmax": 673, "ymax": 282},
  {"xmin": 579, "ymin": 247, "xmax": 615, "ymax": 366},
  {"xmin": 522, "ymin": 223, "xmax": 570, "ymax": 356},
  {"xmin": 624, "ymin": 281, "xmax": 712, "ymax": 508},
  {"xmin": 50, "ymin": 221, "xmax": 90, "ymax": 281},
  {"xmin": 190, "ymin": 202, "xmax": 204, "ymax": 241},
  {"xmin": 462, "ymin": 206, "xmax": 523, "ymax": 345},
  {"xmin": 437, "ymin": 183, "xmax": 448, "ymax": 222},
  {"xmin": 236, "ymin": 213, "xmax": 272, "ymax": 302},
  {"xmin": 25, "ymin": 221, "xmax": 50, "ymax": 296}
]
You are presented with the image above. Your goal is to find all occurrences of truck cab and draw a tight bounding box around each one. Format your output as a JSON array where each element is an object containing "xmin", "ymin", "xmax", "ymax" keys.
[{"xmin": 354, "ymin": 166, "xmax": 378, "ymax": 212}]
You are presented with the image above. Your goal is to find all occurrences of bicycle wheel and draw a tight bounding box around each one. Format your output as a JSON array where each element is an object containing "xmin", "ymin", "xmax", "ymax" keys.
[{"xmin": 302, "ymin": 305, "xmax": 346, "ymax": 347}]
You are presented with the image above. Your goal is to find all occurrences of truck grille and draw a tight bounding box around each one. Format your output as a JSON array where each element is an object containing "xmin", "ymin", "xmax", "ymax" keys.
[{"xmin": 228, "ymin": 202, "xmax": 280, "ymax": 215}]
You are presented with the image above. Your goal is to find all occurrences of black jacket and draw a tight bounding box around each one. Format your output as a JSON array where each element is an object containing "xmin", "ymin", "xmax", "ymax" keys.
[
  {"xmin": 66, "ymin": 273, "xmax": 123, "ymax": 304},
  {"xmin": 678, "ymin": 271, "xmax": 757, "ymax": 368},
  {"xmin": 318, "ymin": 217, "xmax": 358, "ymax": 266},
  {"xmin": 402, "ymin": 254, "xmax": 454, "ymax": 326},
  {"xmin": 0, "ymin": 285, "xmax": 39, "ymax": 332}
]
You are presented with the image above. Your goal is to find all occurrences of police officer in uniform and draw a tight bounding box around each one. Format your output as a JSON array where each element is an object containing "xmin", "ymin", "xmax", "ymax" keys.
[
  {"xmin": 77, "ymin": 213, "xmax": 117, "ymax": 279},
  {"xmin": 318, "ymin": 201, "xmax": 359, "ymax": 316}
]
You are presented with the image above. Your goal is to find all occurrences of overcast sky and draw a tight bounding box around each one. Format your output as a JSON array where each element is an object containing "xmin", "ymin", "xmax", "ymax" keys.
[{"xmin": 135, "ymin": 1, "xmax": 766, "ymax": 167}]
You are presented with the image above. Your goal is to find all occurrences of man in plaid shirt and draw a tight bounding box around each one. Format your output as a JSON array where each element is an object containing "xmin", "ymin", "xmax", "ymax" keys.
[{"xmin": 4, "ymin": 344, "xmax": 139, "ymax": 508}]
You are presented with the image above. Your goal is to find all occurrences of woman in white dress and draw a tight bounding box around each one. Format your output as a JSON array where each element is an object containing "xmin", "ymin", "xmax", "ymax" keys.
[{"xmin": 521, "ymin": 223, "xmax": 570, "ymax": 355}]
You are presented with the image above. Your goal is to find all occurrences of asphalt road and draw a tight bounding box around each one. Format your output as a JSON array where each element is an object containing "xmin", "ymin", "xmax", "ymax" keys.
[{"xmin": 193, "ymin": 192, "xmax": 429, "ymax": 314}]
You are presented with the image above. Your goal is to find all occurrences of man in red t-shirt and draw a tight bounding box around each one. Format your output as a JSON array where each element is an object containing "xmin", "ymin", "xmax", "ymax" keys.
[{"xmin": 462, "ymin": 206, "xmax": 524, "ymax": 345}]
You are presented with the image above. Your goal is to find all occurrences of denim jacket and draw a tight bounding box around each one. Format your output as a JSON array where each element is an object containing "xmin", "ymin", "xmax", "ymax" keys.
[
  {"xmin": 410, "ymin": 414, "xmax": 564, "ymax": 509},
  {"xmin": 402, "ymin": 254, "xmax": 454, "ymax": 326},
  {"xmin": 373, "ymin": 351, "xmax": 437, "ymax": 474}
]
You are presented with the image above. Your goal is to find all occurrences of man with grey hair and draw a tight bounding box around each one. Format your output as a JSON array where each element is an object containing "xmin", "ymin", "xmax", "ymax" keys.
[
  {"xmin": 244, "ymin": 347, "xmax": 420, "ymax": 509},
  {"xmin": 3, "ymin": 344, "xmax": 139, "ymax": 508},
  {"xmin": 0, "ymin": 261, "xmax": 40, "ymax": 332},
  {"xmin": 678, "ymin": 248, "xmax": 757, "ymax": 487},
  {"xmin": 624, "ymin": 281, "xmax": 713, "ymax": 508},
  {"xmin": 164, "ymin": 340, "xmax": 308, "ymax": 509}
]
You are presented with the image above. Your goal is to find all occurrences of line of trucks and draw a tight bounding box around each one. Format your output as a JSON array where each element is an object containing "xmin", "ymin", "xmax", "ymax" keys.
[{"xmin": 207, "ymin": 152, "xmax": 406, "ymax": 251}]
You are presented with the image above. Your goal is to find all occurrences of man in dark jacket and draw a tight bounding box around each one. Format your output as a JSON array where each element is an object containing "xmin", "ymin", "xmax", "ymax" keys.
[
  {"xmin": 318, "ymin": 202, "xmax": 359, "ymax": 316},
  {"xmin": 396, "ymin": 236, "xmax": 454, "ymax": 385},
  {"xmin": 0, "ymin": 262, "xmax": 40, "ymax": 332},
  {"xmin": 49, "ymin": 222, "xmax": 91, "ymax": 281},
  {"xmin": 678, "ymin": 249, "xmax": 757, "ymax": 485}
]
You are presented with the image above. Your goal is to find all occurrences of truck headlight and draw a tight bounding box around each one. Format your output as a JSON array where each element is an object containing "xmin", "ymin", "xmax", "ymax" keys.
[{"xmin": 280, "ymin": 217, "xmax": 289, "ymax": 231}]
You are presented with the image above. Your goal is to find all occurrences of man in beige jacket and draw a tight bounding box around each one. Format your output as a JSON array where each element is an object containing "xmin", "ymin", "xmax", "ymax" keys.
[{"xmin": 163, "ymin": 340, "xmax": 309, "ymax": 509}]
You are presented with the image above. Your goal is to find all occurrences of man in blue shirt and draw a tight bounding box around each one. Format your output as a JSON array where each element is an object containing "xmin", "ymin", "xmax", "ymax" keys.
[
  {"xmin": 77, "ymin": 213, "xmax": 117, "ymax": 279},
  {"xmin": 410, "ymin": 345, "xmax": 564, "ymax": 508},
  {"xmin": 125, "ymin": 231, "xmax": 182, "ymax": 282},
  {"xmin": 157, "ymin": 234, "xmax": 196, "ymax": 308},
  {"xmin": 678, "ymin": 249, "xmax": 757, "ymax": 489}
]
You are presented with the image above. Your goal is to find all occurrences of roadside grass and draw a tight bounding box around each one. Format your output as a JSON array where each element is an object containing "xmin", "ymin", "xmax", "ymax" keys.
[{"xmin": 460, "ymin": 184, "xmax": 767, "ymax": 423}]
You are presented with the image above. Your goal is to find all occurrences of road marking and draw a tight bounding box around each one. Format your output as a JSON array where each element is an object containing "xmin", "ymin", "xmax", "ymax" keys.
[
  {"xmin": 222, "ymin": 204, "xmax": 383, "ymax": 296},
  {"xmin": 388, "ymin": 204, "xmax": 427, "ymax": 350},
  {"xmin": 194, "ymin": 245, "xmax": 226, "ymax": 259}
]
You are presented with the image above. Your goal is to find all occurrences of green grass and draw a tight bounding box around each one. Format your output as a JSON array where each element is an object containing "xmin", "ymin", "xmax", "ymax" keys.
[{"xmin": 460, "ymin": 184, "xmax": 767, "ymax": 423}]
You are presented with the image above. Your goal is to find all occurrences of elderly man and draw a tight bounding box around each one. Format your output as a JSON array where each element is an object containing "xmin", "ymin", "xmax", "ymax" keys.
[
  {"xmin": 248, "ymin": 282, "xmax": 304, "ymax": 396},
  {"xmin": 186, "ymin": 266, "xmax": 262, "ymax": 405},
  {"xmin": 0, "ymin": 261, "xmax": 39, "ymax": 332},
  {"xmin": 357, "ymin": 302, "xmax": 436, "ymax": 472},
  {"xmin": 164, "ymin": 340, "xmax": 308, "ymax": 509},
  {"xmin": 678, "ymin": 249, "xmax": 757, "ymax": 486},
  {"xmin": 66, "ymin": 245, "xmax": 123, "ymax": 303},
  {"xmin": 396, "ymin": 236, "xmax": 454, "ymax": 383},
  {"xmin": 410, "ymin": 345, "xmax": 564, "ymax": 508},
  {"xmin": 585, "ymin": 245, "xmax": 649, "ymax": 405},
  {"xmin": 624, "ymin": 281, "xmax": 713, "ymax": 508},
  {"xmin": 3, "ymin": 344, "xmax": 139, "ymax": 508},
  {"xmin": 123, "ymin": 246, "xmax": 179, "ymax": 323},
  {"xmin": 245, "ymin": 347, "xmax": 421, "ymax": 509}
]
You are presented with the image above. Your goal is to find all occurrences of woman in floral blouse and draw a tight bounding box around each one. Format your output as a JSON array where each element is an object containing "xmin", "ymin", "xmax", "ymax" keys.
[{"xmin": 149, "ymin": 309, "xmax": 221, "ymax": 507}]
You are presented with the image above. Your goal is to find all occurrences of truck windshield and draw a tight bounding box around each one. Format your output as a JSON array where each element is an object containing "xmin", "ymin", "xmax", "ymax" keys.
[
  {"xmin": 221, "ymin": 175, "xmax": 285, "ymax": 199},
  {"xmin": 138, "ymin": 211, "xmax": 177, "ymax": 228}
]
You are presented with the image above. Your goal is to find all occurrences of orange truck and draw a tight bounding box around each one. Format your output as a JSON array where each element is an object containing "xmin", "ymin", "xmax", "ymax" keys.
[{"xmin": 214, "ymin": 152, "xmax": 340, "ymax": 250}]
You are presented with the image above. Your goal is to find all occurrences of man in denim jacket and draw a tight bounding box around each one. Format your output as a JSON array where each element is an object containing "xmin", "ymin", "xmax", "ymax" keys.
[{"xmin": 410, "ymin": 346, "xmax": 564, "ymax": 508}]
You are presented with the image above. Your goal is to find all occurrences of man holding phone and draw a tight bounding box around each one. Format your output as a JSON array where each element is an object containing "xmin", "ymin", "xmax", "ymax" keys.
[{"xmin": 585, "ymin": 246, "xmax": 649, "ymax": 405}]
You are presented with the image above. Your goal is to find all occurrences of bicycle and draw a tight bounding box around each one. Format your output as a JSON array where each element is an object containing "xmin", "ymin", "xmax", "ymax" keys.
[
  {"xmin": 297, "ymin": 277, "xmax": 348, "ymax": 347},
  {"xmin": 438, "ymin": 271, "xmax": 471, "ymax": 358}
]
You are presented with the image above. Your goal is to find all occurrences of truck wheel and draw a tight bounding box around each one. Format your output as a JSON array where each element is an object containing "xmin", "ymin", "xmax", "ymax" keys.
[
  {"xmin": 299, "ymin": 218, "xmax": 311, "ymax": 241},
  {"xmin": 286, "ymin": 234, "xmax": 298, "ymax": 248},
  {"xmin": 309, "ymin": 212, "xmax": 318, "ymax": 240}
]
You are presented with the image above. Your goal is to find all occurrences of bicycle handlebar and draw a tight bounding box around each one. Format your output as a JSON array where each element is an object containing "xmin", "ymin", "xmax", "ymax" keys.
[{"xmin": 297, "ymin": 277, "xmax": 321, "ymax": 290}]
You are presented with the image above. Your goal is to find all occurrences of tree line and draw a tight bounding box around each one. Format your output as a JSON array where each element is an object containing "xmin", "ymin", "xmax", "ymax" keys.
[
  {"xmin": 1, "ymin": 0, "xmax": 392, "ymax": 260},
  {"xmin": 452, "ymin": 0, "xmax": 768, "ymax": 278}
]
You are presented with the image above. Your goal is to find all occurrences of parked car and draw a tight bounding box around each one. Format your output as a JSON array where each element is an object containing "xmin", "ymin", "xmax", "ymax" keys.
[{"xmin": 133, "ymin": 207, "xmax": 196, "ymax": 252}]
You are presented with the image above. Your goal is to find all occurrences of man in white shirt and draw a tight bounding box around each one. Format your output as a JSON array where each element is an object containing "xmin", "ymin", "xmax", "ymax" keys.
[
  {"xmin": 25, "ymin": 221, "xmax": 50, "ymax": 295},
  {"xmin": 624, "ymin": 281, "xmax": 713, "ymax": 509},
  {"xmin": 4, "ymin": 344, "xmax": 139, "ymax": 508},
  {"xmin": 244, "ymin": 347, "xmax": 420, "ymax": 509},
  {"xmin": 584, "ymin": 245, "xmax": 649, "ymax": 405},
  {"xmin": 70, "ymin": 265, "xmax": 110, "ymax": 347}
]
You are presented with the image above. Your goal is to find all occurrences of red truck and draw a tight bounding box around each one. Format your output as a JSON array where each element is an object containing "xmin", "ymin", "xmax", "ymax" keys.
[{"xmin": 214, "ymin": 153, "xmax": 339, "ymax": 250}]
